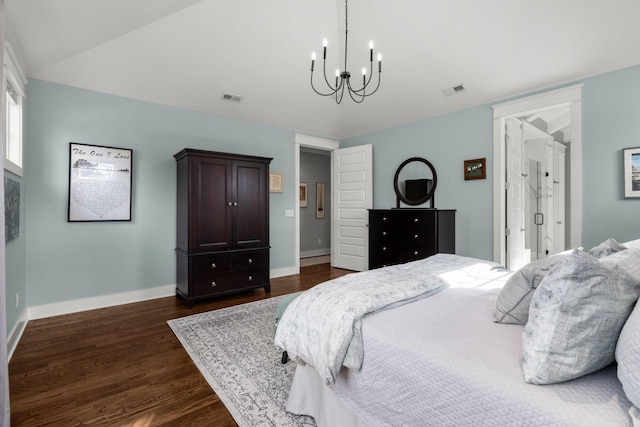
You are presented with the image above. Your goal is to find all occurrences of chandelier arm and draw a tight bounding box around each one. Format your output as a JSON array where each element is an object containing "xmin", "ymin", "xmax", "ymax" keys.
[
  {"xmin": 351, "ymin": 60, "xmax": 375, "ymax": 93},
  {"xmin": 353, "ymin": 72, "xmax": 381, "ymax": 96},
  {"xmin": 311, "ymin": 72, "xmax": 339, "ymax": 97},
  {"xmin": 336, "ymin": 81, "xmax": 348, "ymax": 104},
  {"xmin": 346, "ymin": 79, "xmax": 366, "ymax": 103}
]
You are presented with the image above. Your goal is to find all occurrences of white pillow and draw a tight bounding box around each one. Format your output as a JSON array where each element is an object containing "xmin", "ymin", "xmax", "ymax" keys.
[
  {"xmin": 494, "ymin": 255, "xmax": 565, "ymax": 324},
  {"xmin": 522, "ymin": 249, "xmax": 640, "ymax": 384},
  {"xmin": 624, "ymin": 238, "xmax": 640, "ymax": 249},
  {"xmin": 617, "ymin": 299, "xmax": 640, "ymax": 410}
]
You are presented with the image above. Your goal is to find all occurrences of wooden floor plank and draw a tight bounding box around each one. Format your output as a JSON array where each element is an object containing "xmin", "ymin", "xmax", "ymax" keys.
[{"xmin": 9, "ymin": 264, "xmax": 351, "ymax": 426}]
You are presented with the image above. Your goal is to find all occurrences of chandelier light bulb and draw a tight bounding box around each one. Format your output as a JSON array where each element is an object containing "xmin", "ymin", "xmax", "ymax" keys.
[
  {"xmin": 369, "ymin": 40, "xmax": 374, "ymax": 50},
  {"xmin": 312, "ymin": 52, "xmax": 316, "ymax": 60},
  {"xmin": 362, "ymin": 67, "xmax": 367, "ymax": 75},
  {"xmin": 323, "ymin": 38, "xmax": 328, "ymax": 47},
  {"xmin": 377, "ymin": 53, "xmax": 382, "ymax": 62}
]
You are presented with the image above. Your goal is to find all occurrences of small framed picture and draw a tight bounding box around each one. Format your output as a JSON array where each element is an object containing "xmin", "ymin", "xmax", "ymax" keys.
[
  {"xmin": 624, "ymin": 148, "xmax": 640, "ymax": 198},
  {"xmin": 269, "ymin": 172, "xmax": 284, "ymax": 193},
  {"xmin": 316, "ymin": 182, "xmax": 325, "ymax": 218},
  {"xmin": 464, "ymin": 158, "xmax": 486, "ymax": 181},
  {"xmin": 300, "ymin": 183, "xmax": 308, "ymax": 207}
]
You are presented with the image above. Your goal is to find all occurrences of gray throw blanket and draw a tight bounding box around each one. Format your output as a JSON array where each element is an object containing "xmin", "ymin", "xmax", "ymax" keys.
[{"xmin": 274, "ymin": 256, "xmax": 451, "ymax": 385}]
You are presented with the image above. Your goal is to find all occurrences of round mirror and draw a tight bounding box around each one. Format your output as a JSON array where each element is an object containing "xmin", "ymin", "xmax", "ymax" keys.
[{"xmin": 393, "ymin": 157, "xmax": 438, "ymax": 207}]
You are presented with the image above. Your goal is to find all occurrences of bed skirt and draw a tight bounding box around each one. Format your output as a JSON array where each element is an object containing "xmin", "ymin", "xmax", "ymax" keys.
[{"xmin": 287, "ymin": 363, "xmax": 365, "ymax": 427}]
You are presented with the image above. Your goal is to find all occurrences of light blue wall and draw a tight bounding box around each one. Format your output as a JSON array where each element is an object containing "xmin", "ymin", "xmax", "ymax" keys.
[
  {"xmin": 23, "ymin": 79, "xmax": 297, "ymax": 307},
  {"xmin": 342, "ymin": 106, "xmax": 494, "ymax": 261},
  {"xmin": 582, "ymin": 66, "xmax": 640, "ymax": 247},
  {"xmin": 343, "ymin": 64, "xmax": 640, "ymax": 260}
]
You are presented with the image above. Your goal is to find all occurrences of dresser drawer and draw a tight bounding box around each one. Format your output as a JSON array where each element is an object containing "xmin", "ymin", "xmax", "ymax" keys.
[
  {"xmin": 369, "ymin": 211, "xmax": 399, "ymax": 228},
  {"xmin": 192, "ymin": 254, "xmax": 233, "ymax": 277},
  {"xmin": 402, "ymin": 212, "xmax": 436, "ymax": 230},
  {"xmin": 191, "ymin": 272, "xmax": 233, "ymax": 297}
]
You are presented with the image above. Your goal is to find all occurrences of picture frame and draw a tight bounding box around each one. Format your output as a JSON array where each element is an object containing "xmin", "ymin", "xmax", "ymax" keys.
[
  {"xmin": 624, "ymin": 147, "xmax": 640, "ymax": 198},
  {"xmin": 68, "ymin": 142, "xmax": 133, "ymax": 222},
  {"xmin": 269, "ymin": 172, "xmax": 284, "ymax": 193},
  {"xmin": 316, "ymin": 182, "xmax": 325, "ymax": 219},
  {"xmin": 300, "ymin": 182, "xmax": 308, "ymax": 207},
  {"xmin": 4, "ymin": 176, "xmax": 20, "ymax": 242},
  {"xmin": 464, "ymin": 157, "xmax": 486, "ymax": 180}
]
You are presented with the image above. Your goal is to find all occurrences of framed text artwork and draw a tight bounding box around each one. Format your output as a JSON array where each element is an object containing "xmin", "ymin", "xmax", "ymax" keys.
[
  {"xmin": 68, "ymin": 142, "xmax": 133, "ymax": 221},
  {"xmin": 269, "ymin": 172, "xmax": 284, "ymax": 192},
  {"xmin": 624, "ymin": 147, "xmax": 640, "ymax": 198},
  {"xmin": 464, "ymin": 158, "xmax": 486, "ymax": 180}
]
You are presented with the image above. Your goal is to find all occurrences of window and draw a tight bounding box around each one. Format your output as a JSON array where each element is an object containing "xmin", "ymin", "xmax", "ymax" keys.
[{"xmin": 4, "ymin": 43, "xmax": 26, "ymax": 176}]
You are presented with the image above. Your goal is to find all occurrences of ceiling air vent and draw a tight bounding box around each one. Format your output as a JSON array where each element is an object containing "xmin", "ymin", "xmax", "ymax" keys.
[
  {"xmin": 221, "ymin": 92, "xmax": 243, "ymax": 103},
  {"xmin": 442, "ymin": 84, "xmax": 466, "ymax": 97}
]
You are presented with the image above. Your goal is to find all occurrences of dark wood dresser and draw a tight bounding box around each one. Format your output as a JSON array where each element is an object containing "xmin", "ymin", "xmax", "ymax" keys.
[
  {"xmin": 369, "ymin": 209, "xmax": 455, "ymax": 269},
  {"xmin": 175, "ymin": 149, "xmax": 272, "ymax": 307}
]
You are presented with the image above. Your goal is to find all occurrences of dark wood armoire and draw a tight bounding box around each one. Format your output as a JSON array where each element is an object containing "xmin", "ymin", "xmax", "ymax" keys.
[{"xmin": 174, "ymin": 149, "xmax": 272, "ymax": 307}]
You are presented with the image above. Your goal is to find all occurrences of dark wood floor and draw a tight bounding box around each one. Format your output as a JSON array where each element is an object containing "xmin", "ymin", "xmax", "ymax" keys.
[{"xmin": 9, "ymin": 263, "xmax": 352, "ymax": 426}]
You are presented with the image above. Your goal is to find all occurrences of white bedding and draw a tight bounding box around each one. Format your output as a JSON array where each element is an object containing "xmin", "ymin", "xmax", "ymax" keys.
[
  {"xmin": 329, "ymin": 287, "xmax": 632, "ymax": 426},
  {"xmin": 285, "ymin": 254, "xmax": 634, "ymax": 426}
]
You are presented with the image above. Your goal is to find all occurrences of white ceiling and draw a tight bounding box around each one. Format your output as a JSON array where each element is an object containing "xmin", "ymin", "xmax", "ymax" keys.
[{"xmin": 5, "ymin": 0, "xmax": 640, "ymax": 140}]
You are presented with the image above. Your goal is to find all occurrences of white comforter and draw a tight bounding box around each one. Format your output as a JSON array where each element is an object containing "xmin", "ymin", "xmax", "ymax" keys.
[{"xmin": 274, "ymin": 254, "xmax": 506, "ymax": 385}]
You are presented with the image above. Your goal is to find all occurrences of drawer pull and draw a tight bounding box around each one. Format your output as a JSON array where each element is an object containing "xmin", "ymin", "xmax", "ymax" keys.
[
  {"xmin": 211, "ymin": 263, "xmax": 217, "ymax": 269},
  {"xmin": 211, "ymin": 281, "xmax": 217, "ymax": 287},
  {"xmin": 382, "ymin": 216, "xmax": 387, "ymax": 221},
  {"xmin": 414, "ymin": 218, "xmax": 419, "ymax": 223},
  {"xmin": 414, "ymin": 251, "xmax": 419, "ymax": 256},
  {"xmin": 248, "ymin": 275, "xmax": 253, "ymax": 281},
  {"xmin": 383, "ymin": 246, "xmax": 387, "ymax": 251},
  {"xmin": 382, "ymin": 231, "xmax": 387, "ymax": 236},
  {"xmin": 227, "ymin": 202, "xmax": 232, "ymax": 206},
  {"xmin": 414, "ymin": 234, "xmax": 419, "ymax": 239},
  {"xmin": 248, "ymin": 258, "xmax": 253, "ymax": 264}
]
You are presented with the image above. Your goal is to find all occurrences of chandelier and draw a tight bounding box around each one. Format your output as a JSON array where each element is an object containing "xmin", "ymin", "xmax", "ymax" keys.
[{"xmin": 310, "ymin": 0, "xmax": 382, "ymax": 104}]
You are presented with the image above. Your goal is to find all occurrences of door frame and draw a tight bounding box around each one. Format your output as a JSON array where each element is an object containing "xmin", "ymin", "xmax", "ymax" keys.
[
  {"xmin": 294, "ymin": 134, "xmax": 340, "ymax": 274},
  {"xmin": 492, "ymin": 84, "xmax": 583, "ymax": 266}
]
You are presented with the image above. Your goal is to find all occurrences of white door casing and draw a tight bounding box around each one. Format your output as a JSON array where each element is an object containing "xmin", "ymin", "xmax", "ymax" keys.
[
  {"xmin": 332, "ymin": 144, "xmax": 373, "ymax": 271},
  {"xmin": 506, "ymin": 118, "xmax": 526, "ymax": 270}
]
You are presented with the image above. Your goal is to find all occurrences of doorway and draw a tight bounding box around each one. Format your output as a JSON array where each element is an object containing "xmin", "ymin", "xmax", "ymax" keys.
[{"xmin": 492, "ymin": 84, "xmax": 583, "ymax": 269}]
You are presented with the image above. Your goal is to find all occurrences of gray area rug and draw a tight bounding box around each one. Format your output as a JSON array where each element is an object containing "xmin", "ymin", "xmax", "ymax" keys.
[{"xmin": 167, "ymin": 297, "xmax": 315, "ymax": 427}]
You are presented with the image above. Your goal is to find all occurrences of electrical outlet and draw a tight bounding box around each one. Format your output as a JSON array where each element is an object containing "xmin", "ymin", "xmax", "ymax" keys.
[
  {"xmin": 15, "ymin": 292, "xmax": 19, "ymax": 308},
  {"xmin": 317, "ymin": 238, "xmax": 322, "ymax": 245}
]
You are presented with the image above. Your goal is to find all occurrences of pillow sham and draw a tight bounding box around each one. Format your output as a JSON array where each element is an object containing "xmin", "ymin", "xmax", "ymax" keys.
[
  {"xmin": 522, "ymin": 249, "xmax": 640, "ymax": 385},
  {"xmin": 587, "ymin": 237, "xmax": 627, "ymax": 258},
  {"xmin": 494, "ymin": 255, "xmax": 565, "ymax": 324},
  {"xmin": 616, "ymin": 299, "xmax": 640, "ymax": 411},
  {"xmin": 624, "ymin": 238, "xmax": 640, "ymax": 250}
]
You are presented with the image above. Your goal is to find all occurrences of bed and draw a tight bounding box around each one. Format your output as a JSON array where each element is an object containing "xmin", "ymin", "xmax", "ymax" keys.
[{"xmin": 275, "ymin": 239, "xmax": 640, "ymax": 427}]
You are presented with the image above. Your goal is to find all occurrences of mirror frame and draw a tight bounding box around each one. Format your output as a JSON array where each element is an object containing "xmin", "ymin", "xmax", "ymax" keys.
[{"xmin": 393, "ymin": 157, "xmax": 438, "ymax": 208}]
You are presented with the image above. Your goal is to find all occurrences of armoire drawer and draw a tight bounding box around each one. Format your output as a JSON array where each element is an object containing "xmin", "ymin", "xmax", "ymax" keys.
[
  {"xmin": 233, "ymin": 249, "xmax": 267, "ymax": 271},
  {"xmin": 191, "ymin": 254, "xmax": 233, "ymax": 277},
  {"xmin": 191, "ymin": 272, "xmax": 233, "ymax": 297},
  {"xmin": 233, "ymin": 269, "xmax": 268, "ymax": 291}
]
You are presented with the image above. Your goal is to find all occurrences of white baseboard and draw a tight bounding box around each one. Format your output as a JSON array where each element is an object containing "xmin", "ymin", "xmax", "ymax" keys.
[
  {"xmin": 7, "ymin": 308, "xmax": 28, "ymax": 361},
  {"xmin": 300, "ymin": 249, "xmax": 331, "ymax": 258},
  {"xmin": 270, "ymin": 266, "xmax": 298, "ymax": 279},
  {"xmin": 28, "ymin": 284, "xmax": 176, "ymax": 321}
]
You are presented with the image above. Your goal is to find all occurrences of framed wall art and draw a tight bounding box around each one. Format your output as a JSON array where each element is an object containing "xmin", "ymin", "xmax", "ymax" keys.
[
  {"xmin": 316, "ymin": 182, "xmax": 325, "ymax": 218},
  {"xmin": 4, "ymin": 176, "xmax": 20, "ymax": 242},
  {"xmin": 464, "ymin": 158, "xmax": 486, "ymax": 180},
  {"xmin": 68, "ymin": 142, "xmax": 133, "ymax": 221},
  {"xmin": 624, "ymin": 147, "xmax": 640, "ymax": 198},
  {"xmin": 269, "ymin": 172, "xmax": 284, "ymax": 192},
  {"xmin": 300, "ymin": 182, "xmax": 308, "ymax": 207}
]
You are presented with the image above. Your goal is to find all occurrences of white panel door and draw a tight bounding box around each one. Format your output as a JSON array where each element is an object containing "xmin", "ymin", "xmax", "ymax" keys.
[
  {"xmin": 332, "ymin": 144, "xmax": 372, "ymax": 271},
  {"xmin": 506, "ymin": 118, "xmax": 527, "ymax": 271}
]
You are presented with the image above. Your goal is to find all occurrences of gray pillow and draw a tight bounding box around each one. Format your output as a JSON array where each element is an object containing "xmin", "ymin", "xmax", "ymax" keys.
[
  {"xmin": 494, "ymin": 255, "xmax": 566, "ymax": 324},
  {"xmin": 522, "ymin": 249, "xmax": 640, "ymax": 385},
  {"xmin": 616, "ymin": 299, "xmax": 640, "ymax": 410},
  {"xmin": 587, "ymin": 237, "xmax": 627, "ymax": 258}
]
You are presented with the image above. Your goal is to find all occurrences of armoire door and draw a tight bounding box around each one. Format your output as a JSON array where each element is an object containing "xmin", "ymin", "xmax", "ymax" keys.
[
  {"xmin": 190, "ymin": 156, "xmax": 233, "ymax": 252},
  {"xmin": 233, "ymin": 160, "xmax": 268, "ymax": 248}
]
